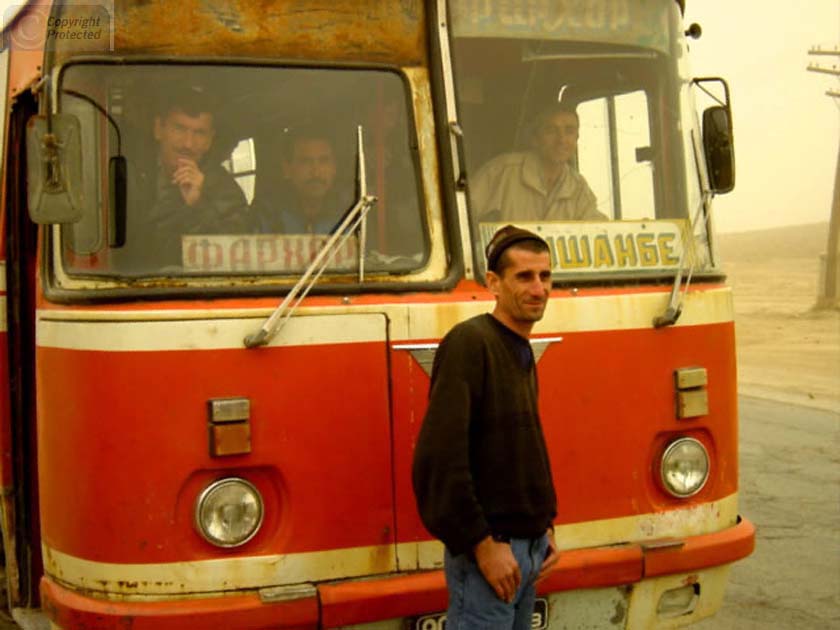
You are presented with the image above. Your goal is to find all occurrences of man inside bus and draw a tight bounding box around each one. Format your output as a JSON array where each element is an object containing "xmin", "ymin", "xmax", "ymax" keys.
[
  {"xmin": 254, "ymin": 123, "xmax": 425, "ymax": 264},
  {"xmin": 470, "ymin": 103, "xmax": 608, "ymax": 222},
  {"xmin": 251, "ymin": 125, "xmax": 350, "ymax": 235},
  {"xmin": 118, "ymin": 86, "xmax": 248, "ymax": 272}
]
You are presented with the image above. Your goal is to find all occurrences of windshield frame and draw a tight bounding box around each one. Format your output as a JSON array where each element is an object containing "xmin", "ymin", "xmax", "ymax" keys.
[
  {"xmin": 42, "ymin": 55, "xmax": 458, "ymax": 302},
  {"xmin": 438, "ymin": 0, "xmax": 724, "ymax": 287}
]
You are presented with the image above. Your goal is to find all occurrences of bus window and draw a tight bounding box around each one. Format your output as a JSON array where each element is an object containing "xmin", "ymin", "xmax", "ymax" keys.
[
  {"xmin": 578, "ymin": 90, "xmax": 655, "ymax": 221},
  {"xmin": 55, "ymin": 64, "xmax": 429, "ymax": 280},
  {"xmin": 449, "ymin": 0, "xmax": 708, "ymax": 281}
]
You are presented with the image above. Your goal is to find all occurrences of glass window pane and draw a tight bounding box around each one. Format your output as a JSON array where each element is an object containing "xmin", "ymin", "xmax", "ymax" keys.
[
  {"xmin": 449, "ymin": 0, "xmax": 707, "ymax": 279},
  {"xmin": 577, "ymin": 98, "xmax": 614, "ymax": 218},
  {"xmin": 56, "ymin": 64, "xmax": 428, "ymax": 280},
  {"xmin": 615, "ymin": 90, "xmax": 654, "ymax": 220}
]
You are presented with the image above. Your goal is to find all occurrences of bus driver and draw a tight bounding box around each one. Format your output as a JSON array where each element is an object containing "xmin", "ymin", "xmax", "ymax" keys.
[{"xmin": 470, "ymin": 104, "xmax": 607, "ymax": 223}]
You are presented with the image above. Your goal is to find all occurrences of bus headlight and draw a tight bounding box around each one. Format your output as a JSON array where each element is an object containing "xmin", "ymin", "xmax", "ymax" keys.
[
  {"xmin": 195, "ymin": 477, "xmax": 264, "ymax": 547},
  {"xmin": 660, "ymin": 438, "xmax": 709, "ymax": 498}
]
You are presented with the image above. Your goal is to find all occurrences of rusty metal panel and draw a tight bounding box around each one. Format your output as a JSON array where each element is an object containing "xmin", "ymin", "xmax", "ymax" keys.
[
  {"xmin": 674, "ymin": 366, "xmax": 707, "ymax": 390},
  {"xmin": 677, "ymin": 389, "xmax": 708, "ymax": 419},
  {"xmin": 209, "ymin": 422, "xmax": 252, "ymax": 456},
  {"xmin": 208, "ymin": 397, "xmax": 250, "ymax": 423},
  {"xmin": 54, "ymin": 0, "xmax": 428, "ymax": 65}
]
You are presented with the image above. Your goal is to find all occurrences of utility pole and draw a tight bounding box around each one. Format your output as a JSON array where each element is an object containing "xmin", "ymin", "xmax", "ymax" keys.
[{"xmin": 807, "ymin": 45, "xmax": 840, "ymax": 309}]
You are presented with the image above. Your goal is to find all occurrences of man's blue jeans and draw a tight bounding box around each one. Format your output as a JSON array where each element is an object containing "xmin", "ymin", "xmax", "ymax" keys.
[{"xmin": 443, "ymin": 534, "xmax": 549, "ymax": 630}]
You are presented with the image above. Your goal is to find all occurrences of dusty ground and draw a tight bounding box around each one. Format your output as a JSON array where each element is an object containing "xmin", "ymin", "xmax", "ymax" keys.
[
  {"xmin": 693, "ymin": 224, "xmax": 840, "ymax": 630},
  {"xmin": 727, "ymin": 256, "xmax": 839, "ymax": 413},
  {"xmin": 715, "ymin": 222, "xmax": 838, "ymax": 412}
]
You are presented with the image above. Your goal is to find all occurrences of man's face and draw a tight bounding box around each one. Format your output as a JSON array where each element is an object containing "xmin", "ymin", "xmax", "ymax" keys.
[
  {"xmin": 283, "ymin": 138, "xmax": 337, "ymax": 205},
  {"xmin": 154, "ymin": 109, "xmax": 215, "ymax": 174},
  {"xmin": 487, "ymin": 247, "xmax": 552, "ymax": 324},
  {"xmin": 533, "ymin": 111, "xmax": 580, "ymax": 168}
]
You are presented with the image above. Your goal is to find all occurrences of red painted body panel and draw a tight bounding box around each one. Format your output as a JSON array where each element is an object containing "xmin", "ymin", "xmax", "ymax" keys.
[
  {"xmin": 543, "ymin": 323, "xmax": 738, "ymax": 523},
  {"xmin": 37, "ymin": 337, "xmax": 395, "ymax": 562},
  {"xmin": 392, "ymin": 320, "xmax": 738, "ymax": 546},
  {"xmin": 38, "ymin": 302, "xmax": 736, "ymax": 566}
]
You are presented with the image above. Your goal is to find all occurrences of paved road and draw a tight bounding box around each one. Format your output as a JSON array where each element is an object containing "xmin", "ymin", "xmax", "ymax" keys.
[
  {"xmin": 1, "ymin": 396, "xmax": 837, "ymax": 629},
  {"xmin": 694, "ymin": 396, "xmax": 840, "ymax": 629}
]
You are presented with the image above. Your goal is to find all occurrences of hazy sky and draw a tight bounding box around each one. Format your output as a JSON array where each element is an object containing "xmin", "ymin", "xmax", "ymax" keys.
[{"xmin": 685, "ymin": 0, "xmax": 839, "ymax": 233}]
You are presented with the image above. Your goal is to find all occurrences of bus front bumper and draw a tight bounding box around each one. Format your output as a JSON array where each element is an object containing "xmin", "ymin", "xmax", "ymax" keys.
[{"xmin": 41, "ymin": 517, "xmax": 755, "ymax": 629}]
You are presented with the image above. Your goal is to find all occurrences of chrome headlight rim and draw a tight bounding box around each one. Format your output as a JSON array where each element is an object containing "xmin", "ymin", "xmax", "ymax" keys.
[
  {"xmin": 660, "ymin": 437, "xmax": 710, "ymax": 499},
  {"xmin": 194, "ymin": 476, "xmax": 264, "ymax": 548}
]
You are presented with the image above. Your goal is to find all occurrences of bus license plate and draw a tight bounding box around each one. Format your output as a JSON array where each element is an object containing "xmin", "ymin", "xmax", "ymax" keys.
[{"xmin": 413, "ymin": 598, "xmax": 547, "ymax": 630}]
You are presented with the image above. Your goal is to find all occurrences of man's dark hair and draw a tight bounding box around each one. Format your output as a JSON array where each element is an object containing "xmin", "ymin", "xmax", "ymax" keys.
[
  {"xmin": 283, "ymin": 124, "xmax": 337, "ymax": 159},
  {"xmin": 486, "ymin": 225, "xmax": 550, "ymax": 274},
  {"xmin": 529, "ymin": 102, "xmax": 579, "ymax": 144},
  {"xmin": 157, "ymin": 85, "xmax": 217, "ymax": 121},
  {"xmin": 534, "ymin": 102, "xmax": 579, "ymax": 125}
]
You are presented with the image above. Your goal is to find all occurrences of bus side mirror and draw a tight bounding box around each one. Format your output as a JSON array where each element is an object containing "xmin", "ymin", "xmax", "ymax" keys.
[
  {"xmin": 702, "ymin": 105, "xmax": 735, "ymax": 194},
  {"xmin": 26, "ymin": 113, "xmax": 84, "ymax": 224}
]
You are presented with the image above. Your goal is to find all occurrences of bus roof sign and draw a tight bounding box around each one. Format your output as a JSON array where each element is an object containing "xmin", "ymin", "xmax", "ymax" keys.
[{"xmin": 450, "ymin": 0, "xmax": 673, "ymax": 54}]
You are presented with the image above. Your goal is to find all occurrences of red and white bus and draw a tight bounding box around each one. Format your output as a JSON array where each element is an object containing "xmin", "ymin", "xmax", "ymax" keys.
[{"xmin": 0, "ymin": 1, "xmax": 753, "ymax": 628}]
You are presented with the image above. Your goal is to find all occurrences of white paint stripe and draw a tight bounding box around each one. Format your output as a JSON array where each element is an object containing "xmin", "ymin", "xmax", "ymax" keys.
[
  {"xmin": 406, "ymin": 493, "xmax": 740, "ymax": 570},
  {"xmin": 36, "ymin": 287, "xmax": 732, "ymax": 352},
  {"xmin": 45, "ymin": 494, "xmax": 738, "ymax": 599},
  {"xmin": 36, "ymin": 312, "xmax": 387, "ymax": 351},
  {"xmin": 0, "ymin": 261, "xmax": 6, "ymax": 292},
  {"xmin": 43, "ymin": 542, "xmax": 396, "ymax": 599},
  {"xmin": 405, "ymin": 287, "xmax": 733, "ymax": 340},
  {"xmin": 0, "ymin": 297, "xmax": 7, "ymax": 333}
]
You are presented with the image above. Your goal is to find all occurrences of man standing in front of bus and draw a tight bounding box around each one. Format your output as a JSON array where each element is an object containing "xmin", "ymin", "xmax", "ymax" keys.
[{"xmin": 412, "ymin": 225, "xmax": 560, "ymax": 629}]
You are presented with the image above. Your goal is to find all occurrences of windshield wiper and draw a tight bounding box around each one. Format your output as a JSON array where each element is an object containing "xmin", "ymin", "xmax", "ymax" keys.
[
  {"xmin": 652, "ymin": 190, "xmax": 710, "ymax": 328},
  {"xmin": 243, "ymin": 126, "xmax": 377, "ymax": 348}
]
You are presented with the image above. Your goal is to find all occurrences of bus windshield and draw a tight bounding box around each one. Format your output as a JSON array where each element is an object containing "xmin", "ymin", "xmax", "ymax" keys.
[
  {"xmin": 57, "ymin": 63, "xmax": 429, "ymax": 279},
  {"xmin": 449, "ymin": 0, "xmax": 714, "ymax": 279}
]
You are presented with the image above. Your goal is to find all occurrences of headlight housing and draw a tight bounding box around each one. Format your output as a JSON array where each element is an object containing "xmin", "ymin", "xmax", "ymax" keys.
[
  {"xmin": 195, "ymin": 477, "xmax": 264, "ymax": 547},
  {"xmin": 660, "ymin": 437, "xmax": 710, "ymax": 498}
]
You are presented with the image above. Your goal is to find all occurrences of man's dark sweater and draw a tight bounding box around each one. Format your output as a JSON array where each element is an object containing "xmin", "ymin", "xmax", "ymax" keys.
[
  {"xmin": 412, "ymin": 313, "xmax": 557, "ymax": 556},
  {"xmin": 115, "ymin": 161, "xmax": 248, "ymax": 273}
]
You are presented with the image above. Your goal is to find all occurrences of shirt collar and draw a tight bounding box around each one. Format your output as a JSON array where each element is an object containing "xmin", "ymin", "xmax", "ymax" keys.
[{"xmin": 521, "ymin": 152, "xmax": 574, "ymax": 198}]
